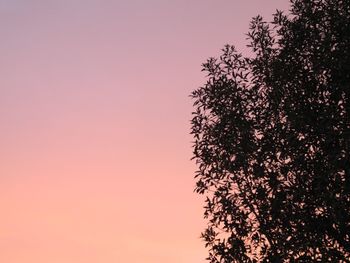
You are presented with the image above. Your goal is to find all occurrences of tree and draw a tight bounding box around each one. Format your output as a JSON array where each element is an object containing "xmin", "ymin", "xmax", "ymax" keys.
[{"xmin": 191, "ymin": 0, "xmax": 350, "ymax": 261}]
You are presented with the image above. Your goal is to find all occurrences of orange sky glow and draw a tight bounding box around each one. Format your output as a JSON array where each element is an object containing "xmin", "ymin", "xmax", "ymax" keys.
[{"xmin": 0, "ymin": 1, "xmax": 289, "ymax": 262}]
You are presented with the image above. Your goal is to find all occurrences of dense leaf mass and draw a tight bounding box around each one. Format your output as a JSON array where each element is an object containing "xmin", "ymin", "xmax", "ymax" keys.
[{"xmin": 191, "ymin": 0, "xmax": 350, "ymax": 262}]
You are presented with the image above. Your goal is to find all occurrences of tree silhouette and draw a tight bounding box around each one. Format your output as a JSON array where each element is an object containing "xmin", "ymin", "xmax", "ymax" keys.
[{"xmin": 191, "ymin": 0, "xmax": 350, "ymax": 261}]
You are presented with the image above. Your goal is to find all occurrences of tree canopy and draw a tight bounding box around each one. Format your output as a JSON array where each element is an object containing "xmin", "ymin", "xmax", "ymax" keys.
[{"xmin": 191, "ymin": 0, "xmax": 350, "ymax": 261}]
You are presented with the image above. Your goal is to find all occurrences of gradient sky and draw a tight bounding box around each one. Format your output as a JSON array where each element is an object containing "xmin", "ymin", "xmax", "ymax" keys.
[{"xmin": 1, "ymin": 1, "xmax": 289, "ymax": 262}]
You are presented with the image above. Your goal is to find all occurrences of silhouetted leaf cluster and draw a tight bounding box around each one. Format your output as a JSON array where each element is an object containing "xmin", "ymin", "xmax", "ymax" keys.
[{"xmin": 191, "ymin": 0, "xmax": 350, "ymax": 261}]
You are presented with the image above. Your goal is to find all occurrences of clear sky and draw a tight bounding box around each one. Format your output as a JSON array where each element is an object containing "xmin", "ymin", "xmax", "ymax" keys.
[{"xmin": 0, "ymin": 1, "xmax": 289, "ymax": 262}]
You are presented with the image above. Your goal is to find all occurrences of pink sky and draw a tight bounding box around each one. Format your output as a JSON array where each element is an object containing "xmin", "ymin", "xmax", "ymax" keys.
[{"xmin": 0, "ymin": 1, "xmax": 289, "ymax": 262}]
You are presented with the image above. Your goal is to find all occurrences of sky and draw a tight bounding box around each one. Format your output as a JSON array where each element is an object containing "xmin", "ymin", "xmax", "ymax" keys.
[{"xmin": 0, "ymin": 1, "xmax": 289, "ymax": 262}]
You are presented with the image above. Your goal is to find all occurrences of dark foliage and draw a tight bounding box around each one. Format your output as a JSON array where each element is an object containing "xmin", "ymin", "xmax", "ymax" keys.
[{"xmin": 191, "ymin": 0, "xmax": 350, "ymax": 261}]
